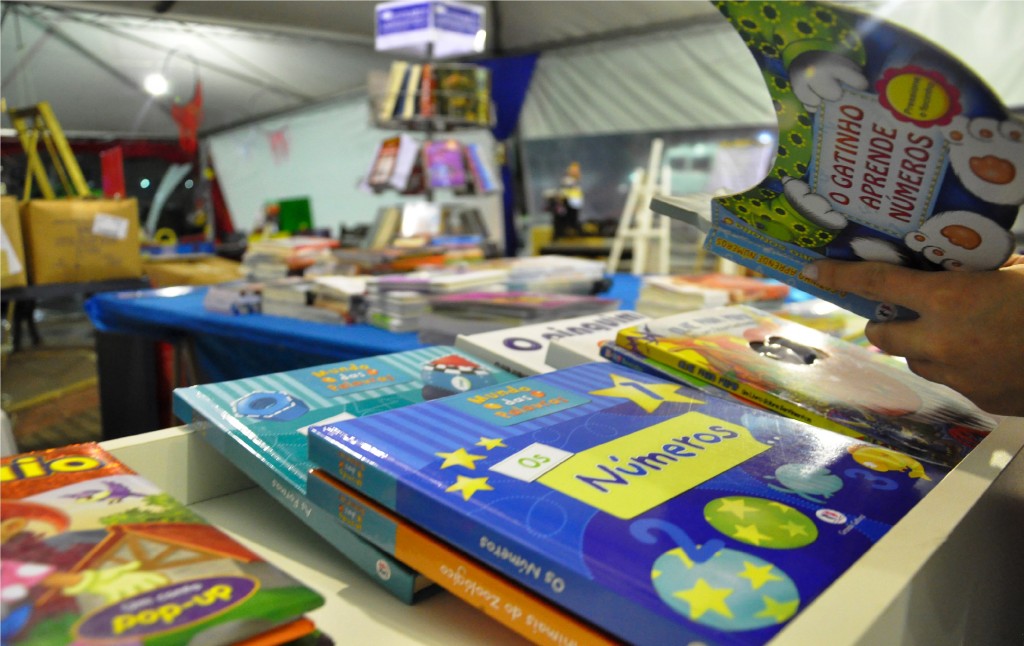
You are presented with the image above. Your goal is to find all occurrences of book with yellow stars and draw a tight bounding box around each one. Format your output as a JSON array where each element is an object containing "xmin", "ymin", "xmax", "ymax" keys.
[
  {"xmin": 307, "ymin": 361, "xmax": 945, "ymax": 644},
  {"xmin": 616, "ymin": 304, "xmax": 996, "ymax": 468},
  {"xmin": 172, "ymin": 345, "xmax": 517, "ymax": 604}
]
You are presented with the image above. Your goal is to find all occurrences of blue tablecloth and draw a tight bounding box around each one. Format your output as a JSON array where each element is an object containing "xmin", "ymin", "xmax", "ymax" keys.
[{"xmin": 85, "ymin": 275, "xmax": 641, "ymax": 382}]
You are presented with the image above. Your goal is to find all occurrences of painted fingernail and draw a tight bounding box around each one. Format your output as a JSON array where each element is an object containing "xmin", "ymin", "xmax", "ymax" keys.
[{"xmin": 799, "ymin": 263, "xmax": 818, "ymax": 280}]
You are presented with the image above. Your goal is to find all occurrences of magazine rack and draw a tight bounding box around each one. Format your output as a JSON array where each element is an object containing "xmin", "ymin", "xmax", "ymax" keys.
[{"xmin": 105, "ymin": 417, "xmax": 1024, "ymax": 645}]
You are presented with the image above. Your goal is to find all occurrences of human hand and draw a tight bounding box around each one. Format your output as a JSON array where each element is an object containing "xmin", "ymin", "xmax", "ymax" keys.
[{"xmin": 802, "ymin": 256, "xmax": 1024, "ymax": 416}]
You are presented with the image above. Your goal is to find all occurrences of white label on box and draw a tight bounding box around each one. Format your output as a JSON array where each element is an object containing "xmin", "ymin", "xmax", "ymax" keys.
[
  {"xmin": 1, "ymin": 226, "xmax": 23, "ymax": 274},
  {"xmin": 92, "ymin": 213, "xmax": 129, "ymax": 240},
  {"xmin": 490, "ymin": 442, "xmax": 574, "ymax": 483}
]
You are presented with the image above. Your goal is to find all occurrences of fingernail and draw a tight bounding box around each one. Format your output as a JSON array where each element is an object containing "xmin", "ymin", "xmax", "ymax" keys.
[{"xmin": 799, "ymin": 263, "xmax": 818, "ymax": 280}]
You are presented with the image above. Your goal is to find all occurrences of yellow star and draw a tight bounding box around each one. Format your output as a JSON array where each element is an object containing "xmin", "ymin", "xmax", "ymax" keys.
[
  {"xmin": 732, "ymin": 523, "xmax": 772, "ymax": 546},
  {"xmin": 738, "ymin": 562, "xmax": 783, "ymax": 590},
  {"xmin": 589, "ymin": 373, "xmax": 703, "ymax": 413},
  {"xmin": 767, "ymin": 501, "xmax": 795, "ymax": 514},
  {"xmin": 778, "ymin": 520, "xmax": 810, "ymax": 537},
  {"xmin": 436, "ymin": 447, "xmax": 488, "ymax": 470},
  {"xmin": 755, "ymin": 595, "xmax": 800, "ymax": 623},
  {"xmin": 445, "ymin": 475, "xmax": 494, "ymax": 501},
  {"xmin": 674, "ymin": 578, "xmax": 734, "ymax": 620},
  {"xmin": 713, "ymin": 497, "xmax": 757, "ymax": 520},
  {"xmin": 475, "ymin": 437, "xmax": 507, "ymax": 450}
]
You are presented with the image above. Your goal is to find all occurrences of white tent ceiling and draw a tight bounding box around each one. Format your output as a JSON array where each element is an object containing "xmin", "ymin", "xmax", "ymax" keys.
[{"xmin": 3, "ymin": 1, "xmax": 1023, "ymax": 141}]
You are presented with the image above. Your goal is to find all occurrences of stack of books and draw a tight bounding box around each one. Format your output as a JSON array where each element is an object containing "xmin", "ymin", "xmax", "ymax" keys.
[
  {"xmin": 420, "ymin": 291, "xmax": 620, "ymax": 346},
  {"xmin": 635, "ymin": 273, "xmax": 789, "ymax": 319},
  {"xmin": 365, "ymin": 267, "xmax": 509, "ymax": 332},
  {"xmin": 260, "ymin": 274, "xmax": 368, "ymax": 324}
]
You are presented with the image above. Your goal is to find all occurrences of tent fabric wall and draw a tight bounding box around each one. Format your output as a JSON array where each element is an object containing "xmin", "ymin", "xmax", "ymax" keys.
[
  {"xmin": 519, "ymin": 0, "xmax": 1024, "ymax": 142},
  {"xmin": 207, "ymin": 98, "xmax": 503, "ymax": 243}
]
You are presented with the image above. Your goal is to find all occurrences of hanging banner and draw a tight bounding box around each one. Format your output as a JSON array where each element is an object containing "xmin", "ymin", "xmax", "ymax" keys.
[{"xmin": 375, "ymin": 0, "xmax": 485, "ymax": 59}]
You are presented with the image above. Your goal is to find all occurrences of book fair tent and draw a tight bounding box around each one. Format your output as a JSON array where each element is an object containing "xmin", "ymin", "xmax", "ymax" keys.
[{"xmin": 3, "ymin": 0, "xmax": 1024, "ymax": 248}]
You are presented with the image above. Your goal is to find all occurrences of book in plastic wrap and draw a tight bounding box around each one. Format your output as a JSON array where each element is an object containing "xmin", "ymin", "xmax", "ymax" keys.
[
  {"xmin": 308, "ymin": 362, "xmax": 945, "ymax": 645},
  {"xmin": 0, "ymin": 443, "xmax": 323, "ymax": 645},
  {"xmin": 307, "ymin": 469, "xmax": 618, "ymax": 646},
  {"xmin": 173, "ymin": 346, "xmax": 518, "ymax": 603},
  {"xmin": 652, "ymin": 0, "xmax": 1023, "ymax": 321},
  {"xmin": 616, "ymin": 304, "xmax": 996, "ymax": 467}
]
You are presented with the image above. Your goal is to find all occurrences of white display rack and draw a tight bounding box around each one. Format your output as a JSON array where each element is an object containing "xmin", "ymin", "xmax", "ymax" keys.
[{"xmin": 103, "ymin": 418, "xmax": 1024, "ymax": 645}]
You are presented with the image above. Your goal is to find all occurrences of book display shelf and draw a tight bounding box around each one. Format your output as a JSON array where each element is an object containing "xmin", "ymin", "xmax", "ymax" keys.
[
  {"xmin": 103, "ymin": 416, "xmax": 1024, "ymax": 645},
  {"xmin": 363, "ymin": 0, "xmax": 498, "ymax": 251}
]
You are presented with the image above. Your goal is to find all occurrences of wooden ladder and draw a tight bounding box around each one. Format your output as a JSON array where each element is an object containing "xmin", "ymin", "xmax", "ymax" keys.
[{"xmin": 606, "ymin": 137, "xmax": 670, "ymax": 275}]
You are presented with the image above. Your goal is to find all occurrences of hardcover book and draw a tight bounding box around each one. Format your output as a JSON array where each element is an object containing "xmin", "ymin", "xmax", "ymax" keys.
[
  {"xmin": 652, "ymin": 0, "xmax": 1024, "ymax": 321},
  {"xmin": 616, "ymin": 304, "xmax": 996, "ymax": 467},
  {"xmin": 307, "ymin": 470, "xmax": 618, "ymax": 646},
  {"xmin": 454, "ymin": 309, "xmax": 644, "ymax": 376},
  {"xmin": 307, "ymin": 362, "xmax": 946, "ymax": 645},
  {"xmin": 0, "ymin": 443, "xmax": 324, "ymax": 645},
  {"xmin": 172, "ymin": 346, "xmax": 519, "ymax": 603}
]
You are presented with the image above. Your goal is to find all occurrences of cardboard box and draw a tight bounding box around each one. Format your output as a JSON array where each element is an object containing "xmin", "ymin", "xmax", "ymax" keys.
[
  {"xmin": 21, "ymin": 198, "xmax": 142, "ymax": 284},
  {"xmin": 1, "ymin": 195, "xmax": 28, "ymax": 289}
]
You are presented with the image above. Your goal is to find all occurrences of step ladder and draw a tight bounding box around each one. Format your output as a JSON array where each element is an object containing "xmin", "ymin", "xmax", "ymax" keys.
[
  {"xmin": 606, "ymin": 137, "xmax": 670, "ymax": 275},
  {"xmin": 7, "ymin": 101, "xmax": 91, "ymax": 200}
]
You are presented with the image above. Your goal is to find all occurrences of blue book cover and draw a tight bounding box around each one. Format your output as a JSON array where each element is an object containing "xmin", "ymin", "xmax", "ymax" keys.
[
  {"xmin": 173, "ymin": 345, "xmax": 518, "ymax": 603},
  {"xmin": 309, "ymin": 362, "xmax": 946, "ymax": 644}
]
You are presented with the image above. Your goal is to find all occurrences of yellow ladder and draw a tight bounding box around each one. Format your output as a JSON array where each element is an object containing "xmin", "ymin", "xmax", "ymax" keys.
[{"xmin": 7, "ymin": 101, "xmax": 91, "ymax": 200}]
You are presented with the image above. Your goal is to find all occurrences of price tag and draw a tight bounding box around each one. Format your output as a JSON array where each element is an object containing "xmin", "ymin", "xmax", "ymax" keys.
[
  {"xmin": 490, "ymin": 442, "xmax": 573, "ymax": 483},
  {"xmin": 92, "ymin": 213, "xmax": 129, "ymax": 240}
]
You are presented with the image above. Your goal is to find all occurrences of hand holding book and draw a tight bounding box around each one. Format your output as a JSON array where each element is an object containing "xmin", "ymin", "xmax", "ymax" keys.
[{"xmin": 803, "ymin": 254, "xmax": 1024, "ymax": 416}]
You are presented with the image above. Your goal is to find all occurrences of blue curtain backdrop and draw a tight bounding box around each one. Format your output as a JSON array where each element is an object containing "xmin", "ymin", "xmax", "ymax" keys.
[{"xmin": 478, "ymin": 53, "xmax": 539, "ymax": 256}]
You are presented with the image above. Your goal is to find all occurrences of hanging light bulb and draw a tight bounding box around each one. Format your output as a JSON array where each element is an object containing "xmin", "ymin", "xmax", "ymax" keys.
[{"xmin": 144, "ymin": 73, "xmax": 170, "ymax": 96}]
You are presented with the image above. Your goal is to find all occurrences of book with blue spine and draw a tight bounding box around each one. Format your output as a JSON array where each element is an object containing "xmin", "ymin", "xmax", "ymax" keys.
[
  {"xmin": 172, "ymin": 345, "xmax": 518, "ymax": 603},
  {"xmin": 308, "ymin": 361, "xmax": 945, "ymax": 645}
]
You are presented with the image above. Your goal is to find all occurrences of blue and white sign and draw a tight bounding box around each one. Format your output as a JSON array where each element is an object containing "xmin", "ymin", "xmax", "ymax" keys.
[{"xmin": 375, "ymin": 0, "xmax": 485, "ymax": 59}]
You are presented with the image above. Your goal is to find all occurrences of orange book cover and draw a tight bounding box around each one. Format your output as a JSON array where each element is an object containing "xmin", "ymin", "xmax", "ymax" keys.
[{"xmin": 308, "ymin": 469, "xmax": 617, "ymax": 646}]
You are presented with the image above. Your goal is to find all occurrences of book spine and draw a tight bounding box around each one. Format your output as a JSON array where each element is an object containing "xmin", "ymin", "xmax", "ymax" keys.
[
  {"xmin": 307, "ymin": 429, "xmax": 700, "ymax": 644},
  {"xmin": 620, "ymin": 332, "xmax": 868, "ymax": 441},
  {"xmin": 178, "ymin": 404, "xmax": 427, "ymax": 604},
  {"xmin": 306, "ymin": 470, "xmax": 619, "ymax": 646}
]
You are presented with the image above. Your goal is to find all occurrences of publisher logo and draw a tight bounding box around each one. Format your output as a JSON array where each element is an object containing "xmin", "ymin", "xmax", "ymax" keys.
[
  {"xmin": 375, "ymin": 559, "xmax": 392, "ymax": 581},
  {"xmin": 815, "ymin": 508, "xmax": 848, "ymax": 525}
]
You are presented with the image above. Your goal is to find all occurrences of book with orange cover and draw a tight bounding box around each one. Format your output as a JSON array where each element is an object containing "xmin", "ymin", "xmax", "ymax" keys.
[{"xmin": 308, "ymin": 468, "xmax": 617, "ymax": 646}]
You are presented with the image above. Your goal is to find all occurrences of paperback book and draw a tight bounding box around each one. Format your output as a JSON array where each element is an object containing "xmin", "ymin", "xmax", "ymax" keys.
[
  {"xmin": 653, "ymin": 0, "xmax": 1024, "ymax": 321},
  {"xmin": 173, "ymin": 346, "xmax": 518, "ymax": 603},
  {"xmin": 455, "ymin": 309, "xmax": 645, "ymax": 376},
  {"xmin": 307, "ymin": 470, "xmax": 618, "ymax": 646},
  {"xmin": 0, "ymin": 443, "xmax": 323, "ymax": 645},
  {"xmin": 616, "ymin": 304, "xmax": 996, "ymax": 467},
  {"xmin": 422, "ymin": 139, "xmax": 468, "ymax": 191},
  {"xmin": 307, "ymin": 362, "xmax": 945, "ymax": 645}
]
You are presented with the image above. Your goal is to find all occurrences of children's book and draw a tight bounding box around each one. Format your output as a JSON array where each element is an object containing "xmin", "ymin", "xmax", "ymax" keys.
[
  {"xmin": 399, "ymin": 63, "xmax": 423, "ymax": 120},
  {"xmin": 307, "ymin": 469, "xmax": 618, "ymax": 646},
  {"xmin": 543, "ymin": 313, "xmax": 651, "ymax": 369},
  {"xmin": 307, "ymin": 362, "xmax": 946, "ymax": 645},
  {"xmin": 464, "ymin": 142, "xmax": 499, "ymax": 194},
  {"xmin": 377, "ymin": 60, "xmax": 409, "ymax": 123},
  {"xmin": 172, "ymin": 346, "xmax": 519, "ymax": 604},
  {"xmin": 616, "ymin": 304, "xmax": 996, "ymax": 467},
  {"xmin": 0, "ymin": 443, "xmax": 324, "ymax": 646},
  {"xmin": 652, "ymin": 0, "xmax": 1024, "ymax": 321},
  {"xmin": 422, "ymin": 139, "xmax": 468, "ymax": 191},
  {"xmin": 455, "ymin": 309, "xmax": 645, "ymax": 376}
]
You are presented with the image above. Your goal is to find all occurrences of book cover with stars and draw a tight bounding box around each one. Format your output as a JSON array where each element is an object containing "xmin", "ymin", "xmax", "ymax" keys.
[
  {"xmin": 172, "ymin": 345, "xmax": 518, "ymax": 604},
  {"xmin": 616, "ymin": 304, "xmax": 997, "ymax": 468},
  {"xmin": 307, "ymin": 361, "xmax": 945, "ymax": 645}
]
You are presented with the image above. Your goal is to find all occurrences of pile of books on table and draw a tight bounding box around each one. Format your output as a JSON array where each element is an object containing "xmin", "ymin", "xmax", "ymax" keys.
[{"xmin": 165, "ymin": 294, "xmax": 997, "ymax": 644}]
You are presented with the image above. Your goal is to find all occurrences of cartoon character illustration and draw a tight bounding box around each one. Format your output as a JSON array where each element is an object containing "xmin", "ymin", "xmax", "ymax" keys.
[
  {"xmin": 62, "ymin": 480, "xmax": 146, "ymax": 505},
  {"xmin": 232, "ymin": 390, "xmax": 309, "ymax": 421},
  {"xmin": 713, "ymin": 1, "xmax": 1023, "ymax": 271},
  {"xmin": 420, "ymin": 354, "xmax": 497, "ymax": 400},
  {"xmin": 847, "ymin": 444, "xmax": 931, "ymax": 480},
  {"xmin": 766, "ymin": 463, "xmax": 844, "ymax": 503}
]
